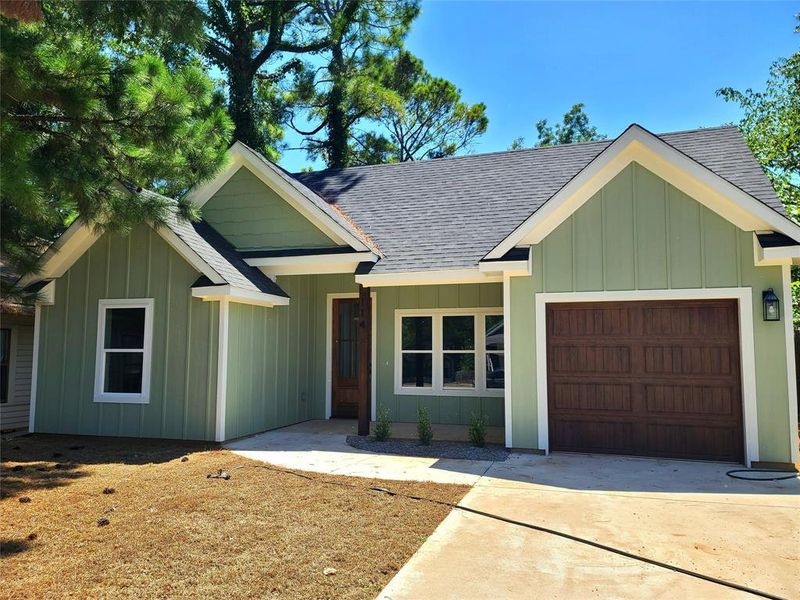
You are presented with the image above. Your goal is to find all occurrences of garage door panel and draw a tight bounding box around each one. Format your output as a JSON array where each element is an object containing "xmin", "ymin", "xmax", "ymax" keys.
[
  {"xmin": 643, "ymin": 345, "xmax": 737, "ymax": 376},
  {"xmin": 646, "ymin": 423, "xmax": 741, "ymax": 460},
  {"xmin": 547, "ymin": 300, "xmax": 744, "ymax": 463},
  {"xmin": 549, "ymin": 306, "xmax": 634, "ymax": 337},
  {"xmin": 552, "ymin": 419, "xmax": 635, "ymax": 454},
  {"xmin": 551, "ymin": 383, "xmax": 632, "ymax": 412},
  {"xmin": 643, "ymin": 304, "xmax": 738, "ymax": 338},
  {"xmin": 550, "ymin": 345, "xmax": 631, "ymax": 374},
  {"xmin": 645, "ymin": 385, "xmax": 738, "ymax": 417}
]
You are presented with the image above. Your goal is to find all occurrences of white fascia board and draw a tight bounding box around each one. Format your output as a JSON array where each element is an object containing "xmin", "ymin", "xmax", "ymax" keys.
[
  {"xmin": 153, "ymin": 226, "xmax": 226, "ymax": 285},
  {"xmin": 478, "ymin": 259, "xmax": 530, "ymax": 276},
  {"xmin": 186, "ymin": 143, "xmax": 371, "ymax": 253},
  {"xmin": 192, "ymin": 285, "xmax": 290, "ymax": 308},
  {"xmin": 752, "ymin": 234, "xmax": 800, "ymax": 266},
  {"xmin": 355, "ymin": 268, "xmax": 502, "ymax": 287},
  {"xmin": 485, "ymin": 125, "xmax": 800, "ymax": 259},
  {"xmin": 245, "ymin": 251, "xmax": 378, "ymax": 276},
  {"xmin": 37, "ymin": 281, "xmax": 56, "ymax": 305},
  {"xmin": 21, "ymin": 220, "xmax": 100, "ymax": 286}
]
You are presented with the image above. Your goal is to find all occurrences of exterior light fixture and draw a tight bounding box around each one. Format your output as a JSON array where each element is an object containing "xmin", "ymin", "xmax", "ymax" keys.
[{"xmin": 762, "ymin": 288, "xmax": 780, "ymax": 322}]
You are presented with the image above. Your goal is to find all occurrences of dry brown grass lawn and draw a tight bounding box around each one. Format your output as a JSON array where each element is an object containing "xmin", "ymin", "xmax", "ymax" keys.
[{"xmin": 1, "ymin": 434, "xmax": 468, "ymax": 599}]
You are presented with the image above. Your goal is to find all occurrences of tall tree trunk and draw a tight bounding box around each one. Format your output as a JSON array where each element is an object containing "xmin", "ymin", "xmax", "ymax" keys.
[
  {"xmin": 228, "ymin": 65, "xmax": 258, "ymax": 149},
  {"xmin": 227, "ymin": 0, "xmax": 260, "ymax": 150},
  {"xmin": 326, "ymin": 43, "xmax": 349, "ymax": 169}
]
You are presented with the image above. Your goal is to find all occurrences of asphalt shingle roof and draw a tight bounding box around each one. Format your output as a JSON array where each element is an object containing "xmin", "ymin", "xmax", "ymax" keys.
[{"xmin": 294, "ymin": 126, "xmax": 785, "ymax": 273}]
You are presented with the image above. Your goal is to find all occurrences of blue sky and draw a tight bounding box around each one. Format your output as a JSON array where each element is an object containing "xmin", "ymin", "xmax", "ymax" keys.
[{"xmin": 279, "ymin": 1, "xmax": 798, "ymax": 172}]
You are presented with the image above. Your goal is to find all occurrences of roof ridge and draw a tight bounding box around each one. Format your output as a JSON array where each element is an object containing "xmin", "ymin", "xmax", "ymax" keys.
[
  {"xmin": 293, "ymin": 138, "xmax": 612, "ymax": 177},
  {"xmin": 292, "ymin": 124, "xmax": 739, "ymax": 178}
]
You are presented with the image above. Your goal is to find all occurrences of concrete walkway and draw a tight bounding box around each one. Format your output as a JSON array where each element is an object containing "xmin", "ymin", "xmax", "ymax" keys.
[
  {"xmin": 227, "ymin": 421, "xmax": 800, "ymax": 600},
  {"xmin": 226, "ymin": 420, "xmax": 493, "ymax": 485}
]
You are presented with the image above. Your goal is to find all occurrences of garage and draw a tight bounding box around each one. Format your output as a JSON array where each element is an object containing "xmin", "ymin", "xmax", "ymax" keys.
[{"xmin": 546, "ymin": 300, "xmax": 744, "ymax": 462}]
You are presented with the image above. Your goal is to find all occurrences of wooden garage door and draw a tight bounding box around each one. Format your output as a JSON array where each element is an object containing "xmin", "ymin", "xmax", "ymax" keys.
[{"xmin": 546, "ymin": 300, "xmax": 744, "ymax": 462}]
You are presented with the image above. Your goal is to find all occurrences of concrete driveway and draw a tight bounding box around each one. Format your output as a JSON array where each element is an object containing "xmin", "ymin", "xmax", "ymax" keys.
[
  {"xmin": 380, "ymin": 453, "xmax": 800, "ymax": 600},
  {"xmin": 228, "ymin": 422, "xmax": 799, "ymax": 599}
]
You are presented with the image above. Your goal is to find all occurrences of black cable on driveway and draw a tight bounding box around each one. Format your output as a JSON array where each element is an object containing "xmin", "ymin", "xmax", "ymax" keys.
[{"xmin": 215, "ymin": 462, "xmax": 789, "ymax": 600}]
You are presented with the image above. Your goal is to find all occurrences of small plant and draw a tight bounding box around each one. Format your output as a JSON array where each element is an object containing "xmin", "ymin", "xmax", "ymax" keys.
[
  {"xmin": 374, "ymin": 406, "xmax": 392, "ymax": 442},
  {"xmin": 468, "ymin": 413, "xmax": 487, "ymax": 448},
  {"xmin": 417, "ymin": 406, "xmax": 433, "ymax": 445}
]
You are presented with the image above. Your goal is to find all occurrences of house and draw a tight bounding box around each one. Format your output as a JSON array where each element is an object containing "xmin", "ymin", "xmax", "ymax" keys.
[
  {"xmin": 0, "ymin": 258, "xmax": 36, "ymax": 433},
  {"xmin": 22, "ymin": 124, "xmax": 800, "ymax": 467}
]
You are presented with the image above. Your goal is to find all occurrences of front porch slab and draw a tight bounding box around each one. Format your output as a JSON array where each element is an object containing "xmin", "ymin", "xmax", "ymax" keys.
[{"xmin": 225, "ymin": 420, "xmax": 495, "ymax": 485}]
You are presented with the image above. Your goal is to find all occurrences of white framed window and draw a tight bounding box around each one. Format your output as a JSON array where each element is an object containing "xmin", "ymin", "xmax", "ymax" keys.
[
  {"xmin": 94, "ymin": 299, "xmax": 154, "ymax": 404},
  {"xmin": 394, "ymin": 308, "xmax": 504, "ymax": 397}
]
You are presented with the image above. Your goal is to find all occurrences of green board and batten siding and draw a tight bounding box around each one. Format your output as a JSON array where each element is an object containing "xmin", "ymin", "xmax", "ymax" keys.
[
  {"xmin": 223, "ymin": 275, "xmax": 504, "ymax": 439},
  {"xmin": 202, "ymin": 167, "xmax": 339, "ymax": 251},
  {"xmin": 374, "ymin": 284, "xmax": 505, "ymax": 427},
  {"xmin": 509, "ymin": 162, "xmax": 792, "ymax": 462},
  {"xmin": 34, "ymin": 224, "xmax": 219, "ymax": 440}
]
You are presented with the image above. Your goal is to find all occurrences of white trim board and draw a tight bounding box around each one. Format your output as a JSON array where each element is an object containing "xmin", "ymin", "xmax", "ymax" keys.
[
  {"xmin": 93, "ymin": 298, "xmax": 155, "ymax": 404},
  {"xmin": 247, "ymin": 251, "xmax": 378, "ymax": 276},
  {"xmin": 215, "ymin": 299, "xmax": 230, "ymax": 442},
  {"xmin": 356, "ymin": 268, "xmax": 502, "ymax": 288},
  {"xmin": 28, "ymin": 304, "xmax": 42, "ymax": 433},
  {"xmin": 486, "ymin": 124, "xmax": 800, "ymax": 260},
  {"xmin": 781, "ymin": 264, "xmax": 800, "ymax": 463},
  {"xmin": 503, "ymin": 274, "xmax": 513, "ymax": 447},
  {"xmin": 186, "ymin": 142, "xmax": 374, "ymax": 253},
  {"xmin": 192, "ymin": 285, "xmax": 290, "ymax": 308},
  {"xmin": 533, "ymin": 288, "xmax": 760, "ymax": 467},
  {"xmin": 325, "ymin": 292, "xmax": 377, "ymax": 421}
]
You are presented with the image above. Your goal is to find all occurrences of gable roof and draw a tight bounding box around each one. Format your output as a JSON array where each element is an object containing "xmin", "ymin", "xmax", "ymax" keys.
[
  {"xmin": 294, "ymin": 125, "xmax": 793, "ymax": 274},
  {"xmin": 27, "ymin": 185, "xmax": 289, "ymax": 302},
  {"xmin": 187, "ymin": 141, "xmax": 381, "ymax": 256}
]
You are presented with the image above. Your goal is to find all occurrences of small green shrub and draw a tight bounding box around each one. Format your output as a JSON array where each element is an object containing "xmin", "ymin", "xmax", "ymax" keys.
[
  {"xmin": 374, "ymin": 406, "xmax": 392, "ymax": 442},
  {"xmin": 468, "ymin": 413, "xmax": 487, "ymax": 448},
  {"xmin": 417, "ymin": 406, "xmax": 433, "ymax": 445}
]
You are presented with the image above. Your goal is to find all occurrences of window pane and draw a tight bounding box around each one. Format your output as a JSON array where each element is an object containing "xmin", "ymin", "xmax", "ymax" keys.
[
  {"xmin": 104, "ymin": 352, "xmax": 144, "ymax": 393},
  {"xmin": 105, "ymin": 308, "xmax": 146, "ymax": 349},
  {"xmin": 402, "ymin": 317, "xmax": 432, "ymax": 350},
  {"xmin": 443, "ymin": 353, "xmax": 475, "ymax": 388},
  {"xmin": 443, "ymin": 316, "xmax": 474, "ymax": 350},
  {"xmin": 401, "ymin": 353, "xmax": 432, "ymax": 387},
  {"xmin": 486, "ymin": 353, "xmax": 505, "ymax": 389},
  {"xmin": 485, "ymin": 315, "xmax": 504, "ymax": 351},
  {"xmin": 337, "ymin": 301, "xmax": 358, "ymax": 379},
  {"xmin": 0, "ymin": 329, "xmax": 9, "ymax": 403}
]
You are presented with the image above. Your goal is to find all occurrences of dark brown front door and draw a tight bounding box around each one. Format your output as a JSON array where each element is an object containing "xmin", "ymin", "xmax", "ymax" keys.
[
  {"xmin": 546, "ymin": 300, "xmax": 744, "ymax": 462},
  {"xmin": 332, "ymin": 298, "xmax": 361, "ymax": 418}
]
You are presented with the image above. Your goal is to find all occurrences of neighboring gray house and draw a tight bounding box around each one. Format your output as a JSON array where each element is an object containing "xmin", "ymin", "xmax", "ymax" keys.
[{"xmin": 1, "ymin": 260, "xmax": 35, "ymax": 433}]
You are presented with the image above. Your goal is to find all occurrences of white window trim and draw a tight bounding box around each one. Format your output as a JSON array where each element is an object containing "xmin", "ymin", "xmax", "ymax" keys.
[
  {"xmin": 94, "ymin": 298, "xmax": 154, "ymax": 404},
  {"xmin": 394, "ymin": 307, "xmax": 504, "ymax": 398}
]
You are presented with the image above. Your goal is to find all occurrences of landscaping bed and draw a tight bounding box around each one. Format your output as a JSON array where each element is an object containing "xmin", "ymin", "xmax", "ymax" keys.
[
  {"xmin": 1, "ymin": 434, "xmax": 468, "ymax": 599},
  {"xmin": 346, "ymin": 435, "xmax": 509, "ymax": 462}
]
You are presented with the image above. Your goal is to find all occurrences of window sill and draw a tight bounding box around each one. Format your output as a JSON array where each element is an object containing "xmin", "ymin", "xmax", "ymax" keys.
[
  {"xmin": 394, "ymin": 387, "xmax": 504, "ymax": 398},
  {"xmin": 94, "ymin": 394, "xmax": 149, "ymax": 405}
]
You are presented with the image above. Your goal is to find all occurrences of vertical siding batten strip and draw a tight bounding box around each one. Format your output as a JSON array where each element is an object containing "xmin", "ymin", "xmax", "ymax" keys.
[
  {"xmin": 160, "ymin": 255, "xmax": 172, "ymax": 437},
  {"xmin": 182, "ymin": 294, "xmax": 193, "ymax": 438},
  {"xmin": 58, "ymin": 272, "xmax": 71, "ymax": 432},
  {"xmin": 28, "ymin": 305, "xmax": 42, "ymax": 432},
  {"xmin": 215, "ymin": 299, "xmax": 230, "ymax": 442},
  {"xmin": 782, "ymin": 263, "xmax": 800, "ymax": 462}
]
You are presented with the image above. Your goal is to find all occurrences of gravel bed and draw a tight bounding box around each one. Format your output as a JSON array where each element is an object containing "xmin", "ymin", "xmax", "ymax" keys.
[{"xmin": 346, "ymin": 435, "xmax": 509, "ymax": 462}]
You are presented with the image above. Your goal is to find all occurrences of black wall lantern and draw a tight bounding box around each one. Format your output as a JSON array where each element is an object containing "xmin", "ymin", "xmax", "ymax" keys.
[{"xmin": 762, "ymin": 288, "xmax": 781, "ymax": 321}]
